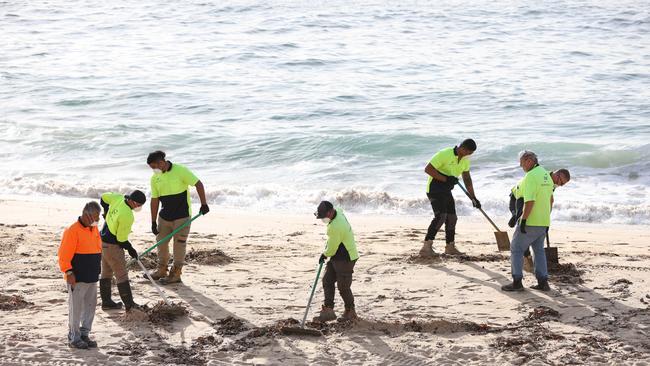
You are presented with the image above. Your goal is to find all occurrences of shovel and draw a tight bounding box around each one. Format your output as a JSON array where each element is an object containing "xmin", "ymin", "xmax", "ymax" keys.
[
  {"xmin": 545, "ymin": 231, "xmax": 559, "ymax": 266},
  {"xmin": 457, "ymin": 183, "xmax": 511, "ymax": 251},
  {"xmin": 280, "ymin": 262, "xmax": 324, "ymax": 337}
]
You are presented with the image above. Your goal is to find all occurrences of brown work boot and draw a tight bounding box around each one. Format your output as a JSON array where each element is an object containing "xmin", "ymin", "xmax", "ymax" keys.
[
  {"xmin": 147, "ymin": 265, "xmax": 168, "ymax": 281},
  {"xmin": 159, "ymin": 266, "xmax": 182, "ymax": 285},
  {"xmin": 419, "ymin": 240, "xmax": 435, "ymax": 257},
  {"xmin": 445, "ymin": 242, "xmax": 463, "ymax": 255},
  {"xmin": 340, "ymin": 308, "xmax": 358, "ymax": 321},
  {"xmin": 523, "ymin": 256, "xmax": 534, "ymax": 273},
  {"xmin": 313, "ymin": 306, "xmax": 337, "ymax": 322}
]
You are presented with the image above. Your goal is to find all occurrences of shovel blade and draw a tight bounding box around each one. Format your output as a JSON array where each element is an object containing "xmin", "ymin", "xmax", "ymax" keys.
[
  {"xmin": 280, "ymin": 327, "xmax": 323, "ymax": 337},
  {"xmin": 545, "ymin": 247, "xmax": 559, "ymax": 266},
  {"xmin": 494, "ymin": 231, "xmax": 511, "ymax": 251}
]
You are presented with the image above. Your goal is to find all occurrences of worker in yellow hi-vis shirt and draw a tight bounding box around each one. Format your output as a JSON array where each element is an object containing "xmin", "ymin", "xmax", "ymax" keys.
[
  {"xmin": 147, "ymin": 150, "xmax": 210, "ymax": 285},
  {"xmin": 99, "ymin": 190, "xmax": 146, "ymax": 311},
  {"xmin": 420, "ymin": 139, "xmax": 481, "ymax": 257}
]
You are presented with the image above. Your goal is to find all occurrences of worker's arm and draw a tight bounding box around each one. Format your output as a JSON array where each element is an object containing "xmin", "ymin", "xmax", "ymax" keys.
[
  {"xmin": 57, "ymin": 228, "xmax": 77, "ymax": 286},
  {"xmin": 462, "ymin": 171, "xmax": 477, "ymax": 198},
  {"xmin": 150, "ymin": 197, "xmax": 160, "ymax": 223},
  {"xmin": 425, "ymin": 164, "xmax": 449, "ymax": 182},
  {"xmin": 195, "ymin": 180, "xmax": 210, "ymax": 215},
  {"xmin": 323, "ymin": 224, "xmax": 341, "ymax": 257}
]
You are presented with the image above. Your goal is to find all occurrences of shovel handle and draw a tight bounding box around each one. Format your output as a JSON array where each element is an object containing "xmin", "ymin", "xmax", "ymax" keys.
[
  {"xmin": 301, "ymin": 261, "xmax": 324, "ymax": 328},
  {"xmin": 457, "ymin": 183, "xmax": 503, "ymax": 232},
  {"xmin": 136, "ymin": 259, "xmax": 171, "ymax": 305}
]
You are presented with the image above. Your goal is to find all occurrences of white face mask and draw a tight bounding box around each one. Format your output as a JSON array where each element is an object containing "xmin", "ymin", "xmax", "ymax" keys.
[
  {"xmin": 133, "ymin": 206, "xmax": 142, "ymax": 212},
  {"xmin": 321, "ymin": 218, "xmax": 331, "ymax": 224},
  {"xmin": 91, "ymin": 221, "xmax": 99, "ymax": 227},
  {"xmin": 152, "ymin": 168, "xmax": 162, "ymax": 174}
]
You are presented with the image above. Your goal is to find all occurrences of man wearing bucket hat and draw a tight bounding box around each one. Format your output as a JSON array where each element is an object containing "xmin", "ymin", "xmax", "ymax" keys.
[
  {"xmin": 314, "ymin": 201, "xmax": 360, "ymax": 322},
  {"xmin": 99, "ymin": 190, "xmax": 146, "ymax": 311},
  {"xmin": 502, "ymin": 151, "xmax": 554, "ymax": 292},
  {"xmin": 420, "ymin": 138, "xmax": 481, "ymax": 256}
]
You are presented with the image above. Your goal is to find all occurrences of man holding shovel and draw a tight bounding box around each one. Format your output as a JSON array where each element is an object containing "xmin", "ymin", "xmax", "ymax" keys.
[
  {"xmin": 508, "ymin": 165, "xmax": 571, "ymax": 272},
  {"xmin": 99, "ymin": 190, "xmax": 146, "ymax": 310},
  {"xmin": 420, "ymin": 139, "xmax": 480, "ymax": 256},
  {"xmin": 314, "ymin": 201, "xmax": 359, "ymax": 322},
  {"xmin": 502, "ymin": 151, "xmax": 554, "ymax": 292},
  {"xmin": 147, "ymin": 150, "xmax": 210, "ymax": 285}
]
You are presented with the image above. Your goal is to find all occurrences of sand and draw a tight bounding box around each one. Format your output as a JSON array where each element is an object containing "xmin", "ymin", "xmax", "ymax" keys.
[{"xmin": 0, "ymin": 196, "xmax": 648, "ymax": 365}]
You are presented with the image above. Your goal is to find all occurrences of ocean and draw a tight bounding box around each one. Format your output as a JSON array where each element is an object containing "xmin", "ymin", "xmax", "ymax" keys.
[{"xmin": 1, "ymin": 0, "xmax": 649, "ymax": 224}]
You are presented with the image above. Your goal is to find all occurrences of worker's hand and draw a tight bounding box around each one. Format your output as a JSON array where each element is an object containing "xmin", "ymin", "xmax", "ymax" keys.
[
  {"xmin": 471, "ymin": 197, "xmax": 481, "ymax": 209},
  {"xmin": 520, "ymin": 219, "xmax": 527, "ymax": 234},
  {"xmin": 120, "ymin": 241, "xmax": 139, "ymax": 259},
  {"xmin": 151, "ymin": 222, "xmax": 159, "ymax": 235},
  {"xmin": 200, "ymin": 204, "xmax": 210, "ymax": 215},
  {"xmin": 319, "ymin": 254, "xmax": 327, "ymax": 264},
  {"xmin": 447, "ymin": 176, "xmax": 459, "ymax": 186},
  {"xmin": 66, "ymin": 272, "xmax": 76, "ymax": 287}
]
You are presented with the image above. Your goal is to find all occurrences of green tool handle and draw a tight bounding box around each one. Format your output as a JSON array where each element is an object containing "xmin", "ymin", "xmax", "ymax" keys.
[
  {"xmin": 457, "ymin": 183, "xmax": 503, "ymax": 232},
  {"xmin": 127, "ymin": 212, "xmax": 203, "ymax": 266},
  {"xmin": 301, "ymin": 261, "xmax": 324, "ymax": 328}
]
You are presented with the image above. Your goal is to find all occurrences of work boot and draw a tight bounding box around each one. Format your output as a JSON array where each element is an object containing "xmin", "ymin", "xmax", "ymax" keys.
[
  {"xmin": 419, "ymin": 240, "xmax": 435, "ymax": 257},
  {"xmin": 99, "ymin": 278, "xmax": 123, "ymax": 310},
  {"xmin": 501, "ymin": 279, "xmax": 524, "ymax": 292},
  {"xmin": 117, "ymin": 280, "xmax": 141, "ymax": 311},
  {"xmin": 340, "ymin": 308, "xmax": 358, "ymax": 321},
  {"xmin": 445, "ymin": 242, "xmax": 463, "ymax": 255},
  {"xmin": 159, "ymin": 266, "xmax": 182, "ymax": 285},
  {"xmin": 523, "ymin": 256, "xmax": 534, "ymax": 273},
  {"xmin": 531, "ymin": 278, "xmax": 551, "ymax": 292},
  {"xmin": 80, "ymin": 335, "xmax": 97, "ymax": 348},
  {"xmin": 314, "ymin": 306, "xmax": 337, "ymax": 322},
  {"xmin": 146, "ymin": 264, "xmax": 168, "ymax": 281},
  {"xmin": 68, "ymin": 339, "xmax": 89, "ymax": 349}
]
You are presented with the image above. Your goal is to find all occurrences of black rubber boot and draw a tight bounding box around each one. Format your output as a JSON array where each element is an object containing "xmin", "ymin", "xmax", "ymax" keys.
[
  {"xmin": 100, "ymin": 278, "xmax": 123, "ymax": 310},
  {"xmin": 531, "ymin": 278, "xmax": 551, "ymax": 291},
  {"xmin": 501, "ymin": 279, "xmax": 524, "ymax": 292},
  {"xmin": 117, "ymin": 280, "xmax": 140, "ymax": 311}
]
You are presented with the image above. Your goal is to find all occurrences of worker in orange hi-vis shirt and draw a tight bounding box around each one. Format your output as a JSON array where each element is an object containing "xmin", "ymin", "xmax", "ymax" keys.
[{"xmin": 58, "ymin": 201, "xmax": 102, "ymax": 350}]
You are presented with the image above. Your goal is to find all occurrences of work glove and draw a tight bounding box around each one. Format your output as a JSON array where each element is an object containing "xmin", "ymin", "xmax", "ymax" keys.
[
  {"xmin": 151, "ymin": 222, "xmax": 159, "ymax": 235},
  {"xmin": 472, "ymin": 197, "xmax": 481, "ymax": 209},
  {"xmin": 520, "ymin": 219, "xmax": 527, "ymax": 234},
  {"xmin": 120, "ymin": 241, "xmax": 139, "ymax": 259},
  {"xmin": 200, "ymin": 204, "xmax": 210, "ymax": 215},
  {"xmin": 319, "ymin": 254, "xmax": 327, "ymax": 264}
]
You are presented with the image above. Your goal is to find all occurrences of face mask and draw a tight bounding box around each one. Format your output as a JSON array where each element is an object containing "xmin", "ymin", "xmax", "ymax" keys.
[
  {"xmin": 152, "ymin": 168, "xmax": 162, "ymax": 174},
  {"xmin": 91, "ymin": 221, "xmax": 99, "ymax": 227},
  {"xmin": 554, "ymin": 184, "xmax": 559, "ymax": 189},
  {"xmin": 321, "ymin": 218, "xmax": 330, "ymax": 224},
  {"xmin": 133, "ymin": 206, "xmax": 142, "ymax": 212}
]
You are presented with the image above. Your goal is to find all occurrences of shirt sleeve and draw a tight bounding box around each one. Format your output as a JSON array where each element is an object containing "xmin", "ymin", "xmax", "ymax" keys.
[
  {"xmin": 180, "ymin": 166, "xmax": 200, "ymax": 186},
  {"xmin": 57, "ymin": 227, "xmax": 76, "ymax": 273},
  {"xmin": 101, "ymin": 192, "xmax": 121, "ymax": 205},
  {"xmin": 429, "ymin": 151, "xmax": 444, "ymax": 171},
  {"xmin": 116, "ymin": 214, "xmax": 134, "ymax": 243},
  {"xmin": 463, "ymin": 159, "xmax": 471, "ymax": 172},
  {"xmin": 323, "ymin": 223, "xmax": 341, "ymax": 257},
  {"xmin": 522, "ymin": 175, "xmax": 539, "ymax": 202},
  {"xmin": 150, "ymin": 175, "xmax": 159, "ymax": 199}
]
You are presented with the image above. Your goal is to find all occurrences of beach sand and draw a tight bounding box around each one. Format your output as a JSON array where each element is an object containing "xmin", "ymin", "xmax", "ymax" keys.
[{"xmin": 0, "ymin": 196, "xmax": 648, "ymax": 365}]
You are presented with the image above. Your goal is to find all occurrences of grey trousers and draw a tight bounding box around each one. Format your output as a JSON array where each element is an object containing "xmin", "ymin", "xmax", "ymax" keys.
[{"xmin": 67, "ymin": 282, "xmax": 97, "ymax": 342}]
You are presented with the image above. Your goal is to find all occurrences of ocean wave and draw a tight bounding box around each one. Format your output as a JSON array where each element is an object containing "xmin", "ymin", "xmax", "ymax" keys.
[{"xmin": 2, "ymin": 178, "xmax": 648, "ymax": 225}]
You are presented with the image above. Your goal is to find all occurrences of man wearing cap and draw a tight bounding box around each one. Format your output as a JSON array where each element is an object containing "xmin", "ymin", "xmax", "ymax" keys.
[
  {"xmin": 99, "ymin": 190, "xmax": 146, "ymax": 310},
  {"xmin": 314, "ymin": 201, "xmax": 360, "ymax": 322},
  {"xmin": 502, "ymin": 151, "xmax": 554, "ymax": 292},
  {"xmin": 420, "ymin": 138, "xmax": 481, "ymax": 257},
  {"xmin": 146, "ymin": 150, "xmax": 210, "ymax": 285},
  {"xmin": 58, "ymin": 201, "xmax": 102, "ymax": 349},
  {"xmin": 508, "ymin": 164, "xmax": 571, "ymax": 272}
]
